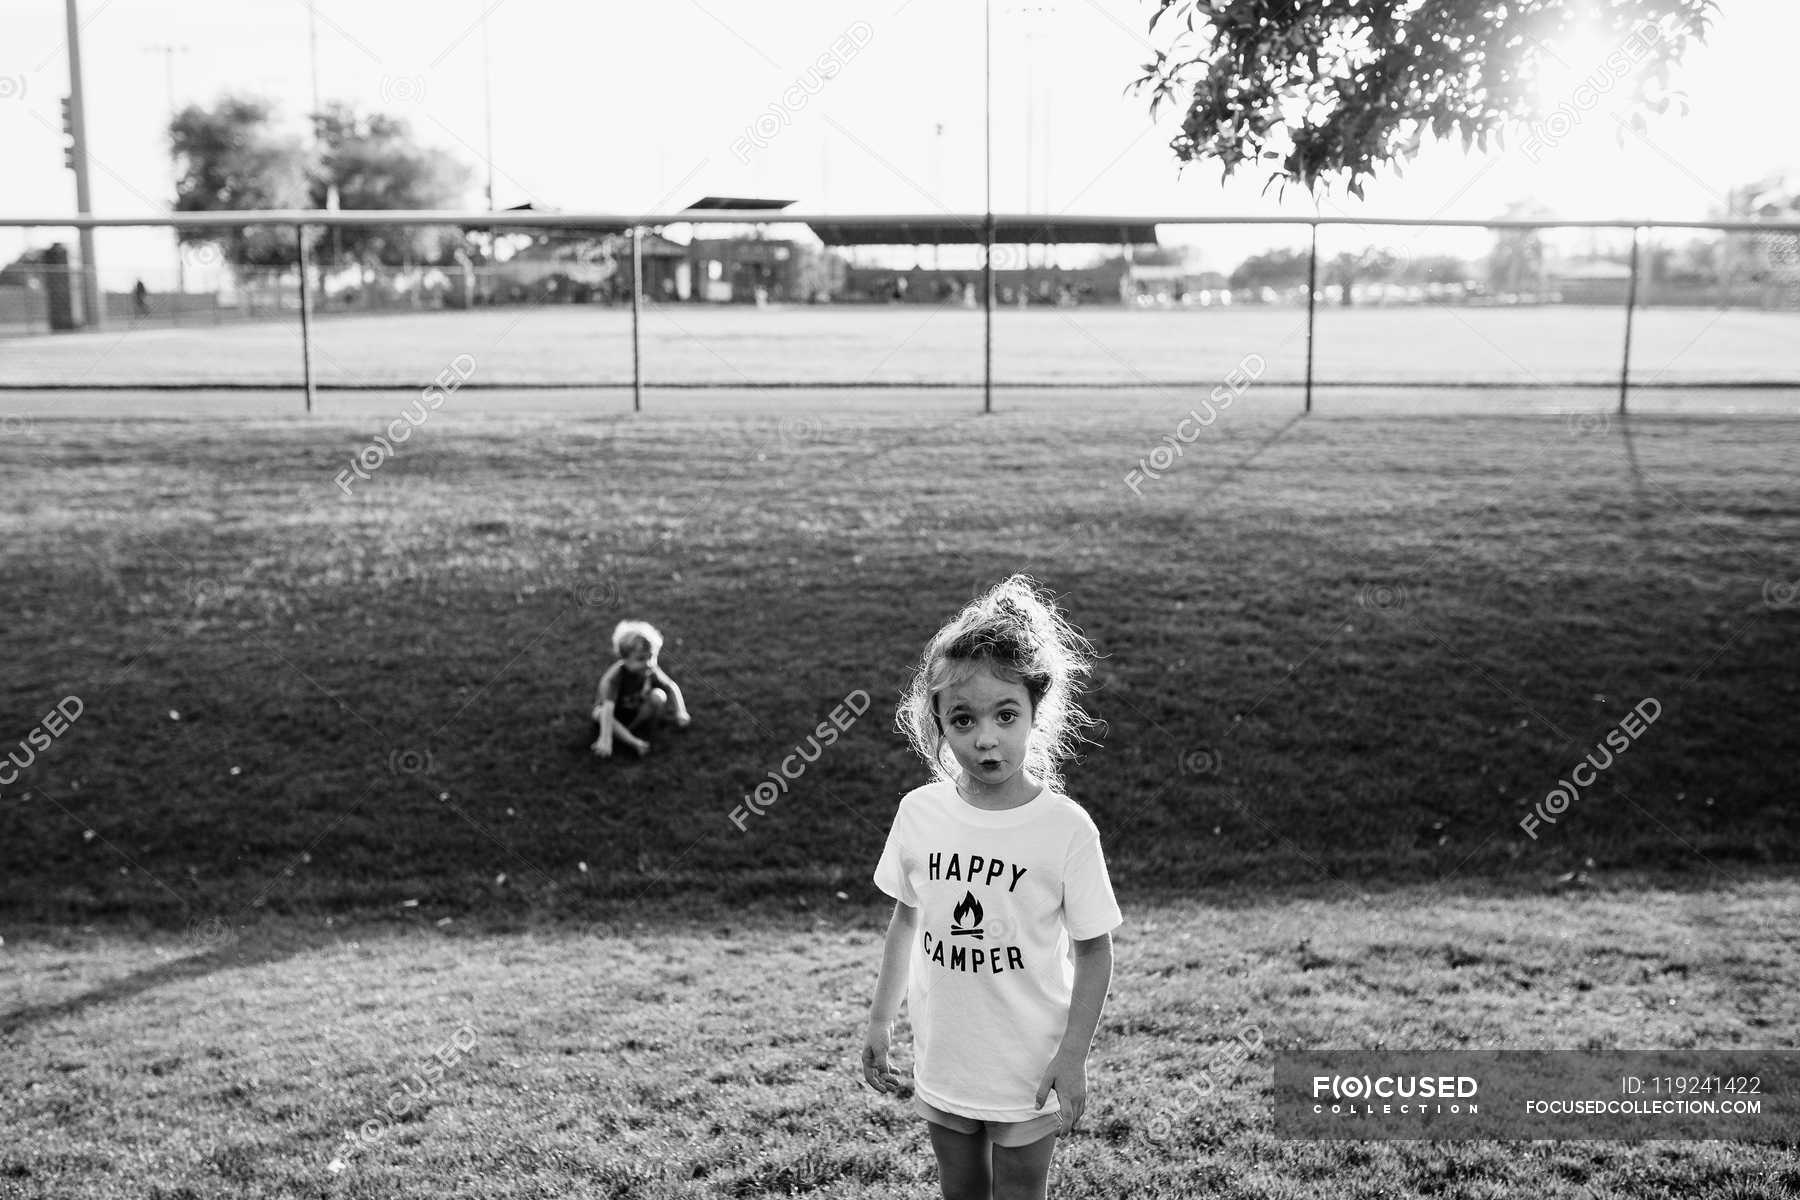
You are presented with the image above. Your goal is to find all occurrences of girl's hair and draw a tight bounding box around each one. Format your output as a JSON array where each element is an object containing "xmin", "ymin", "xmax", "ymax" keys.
[
  {"xmin": 897, "ymin": 575, "xmax": 1098, "ymax": 795},
  {"xmin": 611, "ymin": 619, "xmax": 663, "ymax": 660}
]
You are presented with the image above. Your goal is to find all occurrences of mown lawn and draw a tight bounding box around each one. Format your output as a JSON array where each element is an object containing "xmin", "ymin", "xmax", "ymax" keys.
[
  {"xmin": 1, "ymin": 401, "xmax": 1796, "ymax": 1197},
  {"xmin": 1, "ymin": 407, "xmax": 1795, "ymax": 928},
  {"xmin": 0, "ymin": 304, "xmax": 1796, "ymax": 389},
  {"xmin": 3, "ymin": 883, "xmax": 1796, "ymax": 1198}
]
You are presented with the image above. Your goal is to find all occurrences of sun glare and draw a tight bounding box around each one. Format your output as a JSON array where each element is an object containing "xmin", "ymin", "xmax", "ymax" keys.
[{"xmin": 1531, "ymin": 26, "xmax": 1648, "ymax": 120}]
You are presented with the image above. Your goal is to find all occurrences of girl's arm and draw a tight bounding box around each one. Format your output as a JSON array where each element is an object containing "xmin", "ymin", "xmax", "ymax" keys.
[
  {"xmin": 862, "ymin": 899, "xmax": 917, "ymax": 1094},
  {"xmin": 1034, "ymin": 931, "xmax": 1114, "ymax": 1133}
]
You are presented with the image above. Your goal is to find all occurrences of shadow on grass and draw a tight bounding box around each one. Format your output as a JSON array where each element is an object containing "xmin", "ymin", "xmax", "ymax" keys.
[
  {"xmin": 0, "ymin": 927, "xmax": 319, "ymax": 1039},
  {"xmin": 1194, "ymin": 412, "xmax": 1308, "ymax": 502}
]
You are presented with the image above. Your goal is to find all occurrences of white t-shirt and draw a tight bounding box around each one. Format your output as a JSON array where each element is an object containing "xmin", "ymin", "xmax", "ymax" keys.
[{"xmin": 873, "ymin": 779, "xmax": 1123, "ymax": 1122}]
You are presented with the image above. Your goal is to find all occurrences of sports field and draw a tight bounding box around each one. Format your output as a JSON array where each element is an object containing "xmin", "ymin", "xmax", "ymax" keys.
[
  {"xmin": 2, "ymin": 385, "xmax": 1797, "ymax": 1195},
  {"xmin": 1, "ymin": 303, "xmax": 1797, "ymax": 399}
]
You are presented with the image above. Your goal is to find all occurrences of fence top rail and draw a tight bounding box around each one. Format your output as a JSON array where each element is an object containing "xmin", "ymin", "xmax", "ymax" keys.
[{"xmin": 2, "ymin": 211, "xmax": 1799, "ymax": 235}]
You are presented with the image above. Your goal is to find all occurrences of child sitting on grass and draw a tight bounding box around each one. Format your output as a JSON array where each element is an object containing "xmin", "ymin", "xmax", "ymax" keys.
[{"xmin": 591, "ymin": 619, "xmax": 691, "ymax": 757}]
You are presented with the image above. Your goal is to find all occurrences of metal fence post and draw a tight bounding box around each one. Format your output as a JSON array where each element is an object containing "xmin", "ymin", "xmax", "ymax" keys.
[
  {"xmin": 1619, "ymin": 225, "xmax": 1641, "ymax": 417},
  {"xmin": 296, "ymin": 223, "xmax": 315, "ymax": 414},
  {"xmin": 1304, "ymin": 222, "xmax": 1319, "ymax": 415},
  {"xmin": 983, "ymin": 212, "xmax": 995, "ymax": 415},
  {"xmin": 631, "ymin": 225, "xmax": 643, "ymax": 414}
]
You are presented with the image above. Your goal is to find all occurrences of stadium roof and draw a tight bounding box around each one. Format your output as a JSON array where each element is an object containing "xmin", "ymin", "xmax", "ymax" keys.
[
  {"xmin": 807, "ymin": 217, "xmax": 1160, "ymax": 246},
  {"xmin": 684, "ymin": 196, "xmax": 797, "ymax": 211}
]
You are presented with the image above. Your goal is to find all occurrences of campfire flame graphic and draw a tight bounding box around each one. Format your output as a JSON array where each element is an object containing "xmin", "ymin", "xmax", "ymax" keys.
[{"xmin": 951, "ymin": 891, "xmax": 984, "ymax": 937}]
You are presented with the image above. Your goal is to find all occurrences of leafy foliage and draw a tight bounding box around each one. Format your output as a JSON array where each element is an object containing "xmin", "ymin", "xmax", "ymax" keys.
[
  {"xmin": 1486, "ymin": 198, "xmax": 1553, "ymax": 294},
  {"xmin": 1133, "ymin": 0, "xmax": 1716, "ymax": 197},
  {"xmin": 308, "ymin": 104, "xmax": 474, "ymax": 268},
  {"xmin": 1324, "ymin": 246, "xmax": 1402, "ymax": 303},
  {"xmin": 170, "ymin": 95, "xmax": 312, "ymax": 268},
  {"xmin": 168, "ymin": 96, "xmax": 472, "ymax": 271},
  {"xmin": 1228, "ymin": 246, "xmax": 1312, "ymax": 290}
]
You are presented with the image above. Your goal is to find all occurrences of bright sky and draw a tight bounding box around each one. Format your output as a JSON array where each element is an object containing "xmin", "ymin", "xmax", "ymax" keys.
[{"xmin": 2, "ymin": 0, "xmax": 1795, "ymax": 283}]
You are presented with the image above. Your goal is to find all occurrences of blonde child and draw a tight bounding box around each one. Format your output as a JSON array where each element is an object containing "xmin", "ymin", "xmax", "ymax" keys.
[
  {"xmin": 863, "ymin": 576, "xmax": 1120, "ymax": 1200},
  {"xmin": 591, "ymin": 620, "xmax": 691, "ymax": 757}
]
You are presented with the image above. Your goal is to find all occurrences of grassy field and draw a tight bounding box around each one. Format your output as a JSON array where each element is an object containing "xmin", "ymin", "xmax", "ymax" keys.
[
  {"xmin": 3, "ymin": 885, "xmax": 1797, "ymax": 1199},
  {"xmin": 2, "ymin": 406, "xmax": 1795, "ymax": 926},
  {"xmin": 2, "ymin": 397, "xmax": 1797, "ymax": 1196},
  {"xmin": 0, "ymin": 303, "xmax": 1797, "ymax": 392}
]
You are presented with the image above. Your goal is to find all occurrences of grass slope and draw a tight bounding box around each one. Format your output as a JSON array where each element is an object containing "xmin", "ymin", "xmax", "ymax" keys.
[{"xmin": 0, "ymin": 407, "xmax": 1796, "ymax": 931}]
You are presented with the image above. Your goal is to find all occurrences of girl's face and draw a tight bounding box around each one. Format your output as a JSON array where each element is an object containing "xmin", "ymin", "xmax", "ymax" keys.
[
  {"xmin": 622, "ymin": 641, "xmax": 654, "ymax": 671},
  {"xmin": 935, "ymin": 665, "xmax": 1036, "ymax": 804}
]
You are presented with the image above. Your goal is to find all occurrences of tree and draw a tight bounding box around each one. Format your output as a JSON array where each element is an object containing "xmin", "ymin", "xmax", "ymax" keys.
[
  {"xmin": 1397, "ymin": 253, "xmax": 1473, "ymax": 287},
  {"xmin": 308, "ymin": 104, "xmax": 474, "ymax": 270},
  {"xmin": 1, "ymin": 248, "xmax": 52, "ymax": 288},
  {"xmin": 168, "ymin": 97, "xmax": 474, "ymax": 277},
  {"xmin": 170, "ymin": 95, "xmax": 311, "ymax": 268},
  {"xmin": 1487, "ymin": 200, "xmax": 1552, "ymax": 298},
  {"xmin": 1229, "ymin": 247, "xmax": 1312, "ymax": 292},
  {"xmin": 1132, "ymin": 1, "xmax": 1715, "ymax": 197},
  {"xmin": 1325, "ymin": 247, "xmax": 1402, "ymax": 305}
]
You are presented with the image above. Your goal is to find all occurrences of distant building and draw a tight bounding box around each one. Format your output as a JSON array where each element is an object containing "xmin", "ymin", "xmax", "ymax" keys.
[
  {"xmin": 1546, "ymin": 259, "xmax": 1632, "ymax": 305},
  {"xmin": 841, "ymin": 260, "xmax": 1135, "ymax": 305},
  {"xmin": 635, "ymin": 233, "xmax": 691, "ymax": 301},
  {"xmin": 1124, "ymin": 263, "xmax": 1232, "ymax": 306},
  {"xmin": 484, "ymin": 235, "xmax": 618, "ymax": 302},
  {"xmin": 684, "ymin": 236, "xmax": 844, "ymax": 303}
]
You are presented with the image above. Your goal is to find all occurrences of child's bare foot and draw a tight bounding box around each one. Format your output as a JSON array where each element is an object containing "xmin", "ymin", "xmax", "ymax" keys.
[{"xmin": 590, "ymin": 740, "xmax": 611, "ymax": 758}]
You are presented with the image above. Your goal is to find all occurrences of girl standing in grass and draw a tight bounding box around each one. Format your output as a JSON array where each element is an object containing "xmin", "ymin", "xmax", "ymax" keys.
[{"xmin": 863, "ymin": 576, "xmax": 1120, "ymax": 1200}]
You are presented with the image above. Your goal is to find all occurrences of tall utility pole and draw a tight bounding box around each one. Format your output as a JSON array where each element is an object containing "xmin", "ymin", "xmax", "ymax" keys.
[
  {"xmin": 983, "ymin": 0, "xmax": 993, "ymax": 415},
  {"xmin": 1024, "ymin": 26, "xmax": 1034, "ymax": 217},
  {"xmin": 147, "ymin": 42, "xmax": 188, "ymax": 295},
  {"xmin": 64, "ymin": 0, "xmax": 102, "ymax": 328},
  {"xmin": 481, "ymin": 7, "xmax": 496, "ymax": 213},
  {"xmin": 1016, "ymin": 5, "xmax": 1057, "ymax": 264},
  {"xmin": 306, "ymin": 4, "xmax": 339, "ymax": 295},
  {"xmin": 307, "ymin": 2, "xmax": 322, "ymax": 130}
]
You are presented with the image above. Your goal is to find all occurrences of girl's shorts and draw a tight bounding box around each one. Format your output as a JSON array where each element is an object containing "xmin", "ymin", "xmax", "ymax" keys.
[{"xmin": 912, "ymin": 1095, "xmax": 1061, "ymax": 1148}]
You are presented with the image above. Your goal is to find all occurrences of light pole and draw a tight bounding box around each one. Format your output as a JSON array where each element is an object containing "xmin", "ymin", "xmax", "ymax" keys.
[
  {"xmin": 64, "ymin": 0, "xmax": 102, "ymax": 328},
  {"xmin": 931, "ymin": 122, "xmax": 944, "ymax": 269},
  {"xmin": 306, "ymin": 3, "xmax": 340, "ymax": 297},
  {"xmin": 1015, "ymin": 6, "xmax": 1056, "ymax": 264},
  {"xmin": 147, "ymin": 42, "xmax": 189, "ymax": 297},
  {"xmin": 1025, "ymin": 25, "xmax": 1040, "ymax": 273},
  {"xmin": 306, "ymin": 2, "xmax": 322, "ymax": 131},
  {"xmin": 481, "ymin": 6, "xmax": 496, "ymax": 214},
  {"xmin": 984, "ymin": 0, "xmax": 992, "ymax": 414}
]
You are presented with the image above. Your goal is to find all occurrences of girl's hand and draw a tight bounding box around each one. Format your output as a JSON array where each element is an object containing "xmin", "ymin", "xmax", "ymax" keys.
[
  {"xmin": 1034, "ymin": 1050, "xmax": 1088, "ymax": 1136},
  {"xmin": 861, "ymin": 1023, "xmax": 904, "ymax": 1095}
]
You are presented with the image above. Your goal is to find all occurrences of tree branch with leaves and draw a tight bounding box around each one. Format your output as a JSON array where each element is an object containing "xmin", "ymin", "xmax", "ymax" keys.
[{"xmin": 1132, "ymin": 0, "xmax": 1715, "ymax": 198}]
